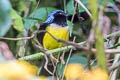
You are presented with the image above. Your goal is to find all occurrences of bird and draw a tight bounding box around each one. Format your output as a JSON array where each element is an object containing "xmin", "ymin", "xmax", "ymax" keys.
[{"xmin": 37, "ymin": 10, "xmax": 69, "ymax": 50}]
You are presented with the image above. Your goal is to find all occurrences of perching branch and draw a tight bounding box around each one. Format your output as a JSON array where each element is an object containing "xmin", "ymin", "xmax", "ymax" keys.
[
  {"xmin": 19, "ymin": 30, "xmax": 120, "ymax": 61},
  {"xmin": 19, "ymin": 40, "xmax": 120, "ymax": 61},
  {"xmin": 1, "ymin": 28, "xmax": 120, "ymax": 60}
]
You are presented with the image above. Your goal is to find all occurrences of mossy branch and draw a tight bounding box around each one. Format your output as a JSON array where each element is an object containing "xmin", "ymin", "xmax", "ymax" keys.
[
  {"xmin": 19, "ymin": 41, "xmax": 86, "ymax": 60},
  {"xmin": 19, "ymin": 30, "xmax": 120, "ymax": 61}
]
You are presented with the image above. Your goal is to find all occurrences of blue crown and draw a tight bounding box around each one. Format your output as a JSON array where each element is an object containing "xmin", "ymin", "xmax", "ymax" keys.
[{"xmin": 44, "ymin": 10, "xmax": 64, "ymax": 24}]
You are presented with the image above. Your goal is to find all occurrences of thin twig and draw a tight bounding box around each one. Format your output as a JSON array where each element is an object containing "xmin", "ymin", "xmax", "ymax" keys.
[
  {"xmin": 63, "ymin": 0, "xmax": 66, "ymax": 13},
  {"xmin": 21, "ymin": 0, "xmax": 35, "ymax": 56},
  {"xmin": 0, "ymin": 30, "xmax": 46, "ymax": 41},
  {"xmin": 75, "ymin": 0, "xmax": 92, "ymax": 17},
  {"xmin": 61, "ymin": 36, "xmax": 76, "ymax": 80},
  {"xmin": 71, "ymin": 1, "xmax": 78, "ymax": 22},
  {"xmin": 0, "ymin": 35, "xmax": 35, "ymax": 40},
  {"xmin": 34, "ymin": 38, "xmax": 56, "ymax": 75},
  {"xmin": 109, "ymin": 37, "xmax": 120, "ymax": 80},
  {"xmin": 104, "ymin": 30, "xmax": 120, "ymax": 39},
  {"xmin": 109, "ymin": 60, "xmax": 120, "ymax": 71}
]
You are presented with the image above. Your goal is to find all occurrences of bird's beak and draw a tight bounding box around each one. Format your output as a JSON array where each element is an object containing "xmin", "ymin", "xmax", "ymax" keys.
[{"xmin": 66, "ymin": 14, "xmax": 69, "ymax": 17}]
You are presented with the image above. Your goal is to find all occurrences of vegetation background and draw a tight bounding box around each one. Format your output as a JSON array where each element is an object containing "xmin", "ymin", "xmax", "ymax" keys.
[{"xmin": 0, "ymin": 0, "xmax": 120, "ymax": 80}]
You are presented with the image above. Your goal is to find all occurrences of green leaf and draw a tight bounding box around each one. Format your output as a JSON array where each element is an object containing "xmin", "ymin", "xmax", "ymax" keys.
[
  {"xmin": 67, "ymin": 20, "xmax": 73, "ymax": 37},
  {"xmin": 17, "ymin": 0, "xmax": 27, "ymax": 12},
  {"xmin": 67, "ymin": 0, "xmax": 88, "ymax": 14},
  {"xmin": 24, "ymin": 7, "xmax": 56, "ymax": 29},
  {"xmin": 0, "ymin": 0, "xmax": 11, "ymax": 36},
  {"xmin": 10, "ymin": 9, "xmax": 24, "ymax": 32},
  {"xmin": 57, "ymin": 64, "xmax": 65, "ymax": 78},
  {"xmin": 98, "ymin": 0, "xmax": 115, "ymax": 5},
  {"xmin": 66, "ymin": 0, "xmax": 75, "ymax": 14},
  {"xmin": 68, "ymin": 56, "xmax": 88, "ymax": 66},
  {"xmin": 66, "ymin": 0, "xmax": 115, "ymax": 14}
]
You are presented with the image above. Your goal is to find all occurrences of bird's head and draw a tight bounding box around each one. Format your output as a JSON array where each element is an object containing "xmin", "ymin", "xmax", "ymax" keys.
[{"xmin": 45, "ymin": 10, "xmax": 68, "ymax": 27}]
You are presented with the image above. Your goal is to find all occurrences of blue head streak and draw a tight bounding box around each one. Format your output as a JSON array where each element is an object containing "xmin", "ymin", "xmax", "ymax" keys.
[{"xmin": 44, "ymin": 10, "xmax": 64, "ymax": 24}]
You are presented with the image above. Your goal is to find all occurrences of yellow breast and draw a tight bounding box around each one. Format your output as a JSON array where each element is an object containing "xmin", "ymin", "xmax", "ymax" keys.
[{"xmin": 43, "ymin": 26, "xmax": 69, "ymax": 50}]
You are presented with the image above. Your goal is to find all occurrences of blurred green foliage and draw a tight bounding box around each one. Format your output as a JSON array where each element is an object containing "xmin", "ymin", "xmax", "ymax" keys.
[
  {"xmin": 11, "ymin": 9, "xmax": 24, "ymax": 32},
  {"xmin": 0, "ymin": 0, "xmax": 119, "ymax": 78},
  {"xmin": 24, "ymin": 7, "xmax": 56, "ymax": 29},
  {"xmin": 67, "ymin": 0, "xmax": 115, "ymax": 14},
  {"xmin": 0, "ymin": 0, "xmax": 11, "ymax": 36},
  {"xmin": 0, "ymin": 0, "xmax": 116, "ymax": 63}
]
